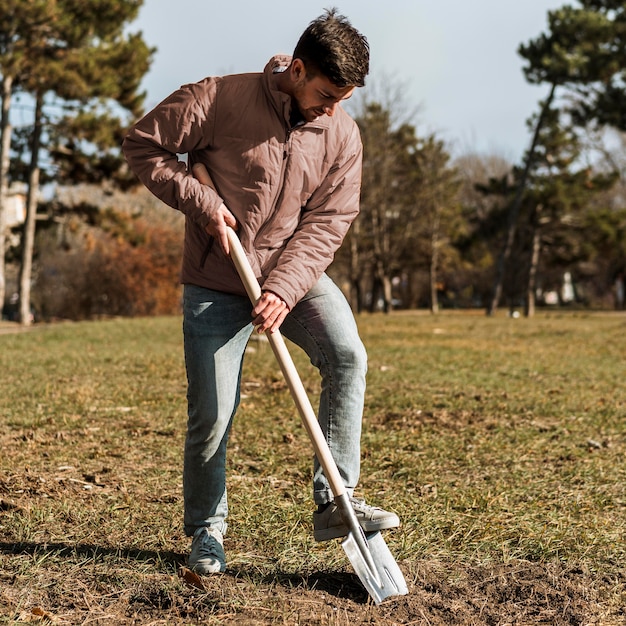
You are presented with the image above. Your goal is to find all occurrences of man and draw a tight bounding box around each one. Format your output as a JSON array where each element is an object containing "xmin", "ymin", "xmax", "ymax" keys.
[{"xmin": 122, "ymin": 8, "xmax": 399, "ymax": 575}]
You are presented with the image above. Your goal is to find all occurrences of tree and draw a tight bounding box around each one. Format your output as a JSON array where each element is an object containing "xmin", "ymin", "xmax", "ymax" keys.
[
  {"xmin": 339, "ymin": 81, "xmax": 424, "ymax": 312},
  {"xmin": 486, "ymin": 84, "xmax": 557, "ymax": 315},
  {"xmin": 343, "ymin": 99, "xmax": 461, "ymax": 313},
  {"xmin": 349, "ymin": 102, "xmax": 414, "ymax": 312},
  {"xmin": 0, "ymin": 73, "xmax": 10, "ymax": 317},
  {"xmin": 17, "ymin": 91, "xmax": 43, "ymax": 324},
  {"xmin": 0, "ymin": 0, "xmax": 55, "ymax": 320},
  {"xmin": 577, "ymin": 132, "xmax": 626, "ymax": 303},
  {"xmin": 488, "ymin": 0, "xmax": 626, "ymax": 314},
  {"xmin": 521, "ymin": 107, "xmax": 616, "ymax": 315},
  {"xmin": 453, "ymin": 152, "xmax": 512, "ymax": 308},
  {"xmin": 407, "ymin": 135, "xmax": 462, "ymax": 313},
  {"xmin": 0, "ymin": 0, "xmax": 153, "ymax": 324},
  {"xmin": 478, "ymin": 105, "xmax": 618, "ymax": 315}
]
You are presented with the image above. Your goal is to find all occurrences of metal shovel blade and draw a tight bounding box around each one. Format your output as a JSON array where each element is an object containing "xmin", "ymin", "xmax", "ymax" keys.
[{"xmin": 341, "ymin": 530, "xmax": 408, "ymax": 604}]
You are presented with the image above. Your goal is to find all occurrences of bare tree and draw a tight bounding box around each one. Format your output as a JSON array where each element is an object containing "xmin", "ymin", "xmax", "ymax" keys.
[
  {"xmin": 0, "ymin": 75, "xmax": 10, "ymax": 316},
  {"xmin": 17, "ymin": 91, "xmax": 42, "ymax": 324}
]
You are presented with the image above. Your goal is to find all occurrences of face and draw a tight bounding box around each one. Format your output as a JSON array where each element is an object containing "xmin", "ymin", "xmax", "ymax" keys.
[{"xmin": 290, "ymin": 60, "xmax": 355, "ymax": 122}]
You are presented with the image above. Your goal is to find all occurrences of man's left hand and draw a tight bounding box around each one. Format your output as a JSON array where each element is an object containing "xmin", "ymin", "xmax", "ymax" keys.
[{"xmin": 252, "ymin": 291, "xmax": 290, "ymax": 334}]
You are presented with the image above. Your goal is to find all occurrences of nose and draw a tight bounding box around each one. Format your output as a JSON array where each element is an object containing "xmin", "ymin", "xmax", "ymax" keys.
[{"xmin": 324, "ymin": 102, "xmax": 339, "ymax": 117}]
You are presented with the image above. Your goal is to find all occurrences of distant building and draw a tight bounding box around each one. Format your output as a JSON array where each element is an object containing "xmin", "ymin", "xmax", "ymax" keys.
[
  {"xmin": 561, "ymin": 272, "xmax": 575, "ymax": 303},
  {"xmin": 3, "ymin": 182, "xmax": 27, "ymax": 228}
]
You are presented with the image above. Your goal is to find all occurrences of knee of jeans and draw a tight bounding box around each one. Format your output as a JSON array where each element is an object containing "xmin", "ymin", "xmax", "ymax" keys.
[
  {"xmin": 186, "ymin": 403, "xmax": 233, "ymax": 448},
  {"xmin": 332, "ymin": 338, "xmax": 368, "ymax": 375}
]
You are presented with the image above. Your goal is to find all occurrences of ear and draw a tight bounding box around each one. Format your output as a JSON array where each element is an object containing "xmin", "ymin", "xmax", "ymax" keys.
[{"xmin": 290, "ymin": 58, "xmax": 306, "ymax": 81}]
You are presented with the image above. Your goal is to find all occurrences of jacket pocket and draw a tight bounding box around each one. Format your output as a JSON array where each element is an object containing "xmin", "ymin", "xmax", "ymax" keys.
[{"xmin": 200, "ymin": 236, "xmax": 215, "ymax": 269}]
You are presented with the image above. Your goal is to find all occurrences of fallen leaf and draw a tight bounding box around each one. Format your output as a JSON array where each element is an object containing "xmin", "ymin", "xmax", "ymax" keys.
[
  {"xmin": 30, "ymin": 606, "xmax": 56, "ymax": 621},
  {"xmin": 178, "ymin": 566, "xmax": 205, "ymax": 590}
]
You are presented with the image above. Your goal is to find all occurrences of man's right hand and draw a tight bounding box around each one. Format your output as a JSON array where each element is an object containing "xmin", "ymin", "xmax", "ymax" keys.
[{"xmin": 205, "ymin": 204, "xmax": 238, "ymax": 255}]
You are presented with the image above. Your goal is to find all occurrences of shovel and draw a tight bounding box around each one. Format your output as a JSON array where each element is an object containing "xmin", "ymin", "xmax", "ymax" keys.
[{"xmin": 192, "ymin": 163, "xmax": 408, "ymax": 604}]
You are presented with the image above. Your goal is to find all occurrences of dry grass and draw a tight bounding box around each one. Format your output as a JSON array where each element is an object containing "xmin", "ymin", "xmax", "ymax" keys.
[{"xmin": 1, "ymin": 311, "xmax": 625, "ymax": 624}]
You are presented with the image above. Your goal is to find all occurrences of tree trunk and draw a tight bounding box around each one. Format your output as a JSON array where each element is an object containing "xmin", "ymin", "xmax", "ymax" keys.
[
  {"xmin": 368, "ymin": 274, "xmax": 380, "ymax": 313},
  {"xmin": 369, "ymin": 202, "xmax": 392, "ymax": 313},
  {"xmin": 429, "ymin": 206, "xmax": 441, "ymax": 314},
  {"xmin": 381, "ymin": 273, "xmax": 392, "ymax": 313},
  {"xmin": 487, "ymin": 82, "xmax": 557, "ymax": 316},
  {"xmin": 18, "ymin": 91, "xmax": 43, "ymax": 326},
  {"xmin": 367, "ymin": 263, "xmax": 390, "ymax": 313},
  {"xmin": 525, "ymin": 206, "xmax": 542, "ymax": 318},
  {"xmin": 0, "ymin": 75, "xmax": 13, "ymax": 319},
  {"xmin": 348, "ymin": 221, "xmax": 362, "ymax": 312},
  {"xmin": 350, "ymin": 275, "xmax": 362, "ymax": 313}
]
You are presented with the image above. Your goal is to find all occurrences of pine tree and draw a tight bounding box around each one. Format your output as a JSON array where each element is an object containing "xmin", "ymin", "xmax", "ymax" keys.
[
  {"xmin": 0, "ymin": 0, "xmax": 153, "ymax": 324},
  {"xmin": 488, "ymin": 0, "xmax": 626, "ymax": 314},
  {"xmin": 0, "ymin": 0, "xmax": 55, "ymax": 319}
]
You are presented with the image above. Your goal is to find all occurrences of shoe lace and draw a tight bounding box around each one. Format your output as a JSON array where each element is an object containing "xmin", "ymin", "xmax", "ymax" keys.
[{"xmin": 350, "ymin": 497, "xmax": 380, "ymax": 512}]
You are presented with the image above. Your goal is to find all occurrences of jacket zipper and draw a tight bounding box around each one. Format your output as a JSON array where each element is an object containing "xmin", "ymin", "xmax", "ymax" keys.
[
  {"xmin": 253, "ymin": 126, "xmax": 293, "ymax": 248},
  {"xmin": 197, "ymin": 129, "xmax": 290, "ymax": 271}
]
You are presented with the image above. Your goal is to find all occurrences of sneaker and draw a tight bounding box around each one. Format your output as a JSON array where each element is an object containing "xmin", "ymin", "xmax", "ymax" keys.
[
  {"xmin": 313, "ymin": 498, "xmax": 400, "ymax": 542},
  {"xmin": 189, "ymin": 527, "xmax": 226, "ymax": 574}
]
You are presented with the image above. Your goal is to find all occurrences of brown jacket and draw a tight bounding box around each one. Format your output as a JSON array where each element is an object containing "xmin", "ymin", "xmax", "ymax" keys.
[{"xmin": 122, "ymin": 55, "xmax": 363, "ymax": 310}]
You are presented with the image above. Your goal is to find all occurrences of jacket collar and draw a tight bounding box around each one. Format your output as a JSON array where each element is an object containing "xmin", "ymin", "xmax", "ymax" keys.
[{"xmin": 263, "ymin": 55, "xmax": 331, "ymax": 131}]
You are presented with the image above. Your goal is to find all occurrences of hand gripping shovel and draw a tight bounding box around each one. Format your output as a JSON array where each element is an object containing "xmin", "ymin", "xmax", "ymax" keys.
[{"xmin": 193, "ymin": 163, "xmax": 408, "ymax": 604}]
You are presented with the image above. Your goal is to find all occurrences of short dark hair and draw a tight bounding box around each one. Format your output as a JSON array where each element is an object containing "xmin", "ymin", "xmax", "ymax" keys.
[{"xmin": 293, "ymin": 8, "xmax": 370, "ymax": 88}]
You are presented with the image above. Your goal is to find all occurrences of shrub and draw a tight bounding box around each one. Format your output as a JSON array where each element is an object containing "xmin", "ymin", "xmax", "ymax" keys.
[{"xmin": 35, "ymin": 216, "xmax": 183, "ymax": 320}]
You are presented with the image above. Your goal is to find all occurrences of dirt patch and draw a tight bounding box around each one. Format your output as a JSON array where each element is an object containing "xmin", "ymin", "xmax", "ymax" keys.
[{"xmin": 1, "ymin": 545, "xmax": 623, "ymax": 625}]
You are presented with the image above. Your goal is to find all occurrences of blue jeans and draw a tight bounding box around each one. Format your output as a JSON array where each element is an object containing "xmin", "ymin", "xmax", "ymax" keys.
[{"xmin": 182, "ymin": 274, "xmax": 367, "ymax": 536}]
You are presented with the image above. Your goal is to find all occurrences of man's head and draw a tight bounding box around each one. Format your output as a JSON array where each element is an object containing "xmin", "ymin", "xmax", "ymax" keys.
[
  {"xmin": 293, "ymin": 8, "xmax": 370, "ymax": 89},
  {"xmin": 281, "ymin": 9, "xmax": 369, "ymax": 122}
]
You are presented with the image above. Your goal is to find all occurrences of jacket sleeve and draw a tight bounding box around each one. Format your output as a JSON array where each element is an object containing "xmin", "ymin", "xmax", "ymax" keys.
[
  {"xmin": 121, "ymin": 79, "xmax": 224, "ymax": 229},
  {"xmin": 261, "ymin": 121, "xmax": 363, "ymax": 309}
]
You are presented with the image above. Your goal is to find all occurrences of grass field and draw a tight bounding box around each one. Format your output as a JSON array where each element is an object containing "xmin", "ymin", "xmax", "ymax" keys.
[{"xmin": 0, "ymin": 311, "xmax": 625, "ymax": 624}]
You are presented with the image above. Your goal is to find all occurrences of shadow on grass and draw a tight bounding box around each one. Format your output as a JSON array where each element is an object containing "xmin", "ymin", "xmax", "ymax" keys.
[
  {"xmin": 0, "ymin": 540, "xmax": 185, "ymax": 566},
  {"xmin": 0, "ymin": 541, "xmax": 370, "ymax": 603}
]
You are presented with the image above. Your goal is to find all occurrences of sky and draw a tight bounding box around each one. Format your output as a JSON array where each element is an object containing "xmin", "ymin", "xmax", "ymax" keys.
[{"xmin": 130, "ymin": 0, "xmax": 565, "ymax": 162}]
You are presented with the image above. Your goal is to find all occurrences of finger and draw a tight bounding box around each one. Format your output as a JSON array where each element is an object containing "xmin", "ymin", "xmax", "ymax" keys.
[
  {"xmin": 268, "ymin": 307, "xmax": 289, "ymax": 334},
  {"xmin": 252, "ymin": 309, "xmax": 274, "ymax": 331},
  {"xmin": 251, "ymin": 292, "xmax": 275, "ymax": 317},
  {"xmin": 258, "ymin": 302, "xmax": 289, "ymax": 334},
  {"xmin": 257, "ymin": 315, "xmax": 279, "ymax": 334},
  {"xmin": 224, "ymin": 212, "xmax": 238, "ymax": 230},
  {"xmin": 218, "ymin": 227, "xmax": 230, "ymax": 255},
  {"xmin": 252, "ymin": 301, "xmax": 281, "ymax": 332}
]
